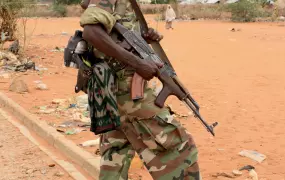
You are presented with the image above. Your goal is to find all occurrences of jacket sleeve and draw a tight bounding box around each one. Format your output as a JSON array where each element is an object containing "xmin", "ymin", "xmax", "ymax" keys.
[{"xmin": 80, "ymin": 6, "xmax": 117, "ymax": 34}]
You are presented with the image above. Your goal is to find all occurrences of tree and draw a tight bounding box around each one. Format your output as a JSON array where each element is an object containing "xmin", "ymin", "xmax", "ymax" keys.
[
  {"xmin": 0, "ymin": 0, "xmax": 35, "ymax": 43},
  {"xmin": 0, "ymin": 0, "xmax": 21, "ymax": 42}
]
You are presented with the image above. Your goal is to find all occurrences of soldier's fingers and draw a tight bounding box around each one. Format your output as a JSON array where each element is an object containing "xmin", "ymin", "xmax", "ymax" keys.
[
  {"xmin": 152, "ymin": 34, "xmax": 160, "ymax": 41},
  {"xmin": 157, "ymin": 34, "xmax": 164, "ymax": 41},
  {"xmin": 147, "ymin": 28, "xmax": 154, "ymax": 37},
  {"xmin": 151, "ymin": 31, "xmax": 163, "ymax": 41},
  {"xmin": 142, "ymin": 29, "xmax": 152, "ymax": 38},
  {"xmin": 149, "ymin": 30, "xmax": 159, "ymax": 40},
  {"xmin": 155, "ymin": 62, "xmax": 163, "ymax": 68}
]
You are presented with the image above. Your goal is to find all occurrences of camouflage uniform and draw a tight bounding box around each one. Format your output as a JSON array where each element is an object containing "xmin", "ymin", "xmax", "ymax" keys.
[{"xmin": 80, "ymin": 1, "xmax": 201, "ymax": 179}]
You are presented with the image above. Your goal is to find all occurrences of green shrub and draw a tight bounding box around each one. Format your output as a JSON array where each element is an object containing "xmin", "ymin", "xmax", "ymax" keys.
[
  {"xmin": 226, "ymin": 0, "xmax": 261, "ymax": 22},
  {"xmin": 52, "ymin": 3, "xmax": 67, "ymax": 17}
]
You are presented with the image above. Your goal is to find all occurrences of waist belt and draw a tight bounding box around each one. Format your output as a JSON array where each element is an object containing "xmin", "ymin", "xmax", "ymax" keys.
[
  {"xmin": 120, "ymin": 18, "xmax": 132, "ymax": 22},
  {"xmin": 104, "ymin": 57, "xmax": 126, "ymax": 73}
]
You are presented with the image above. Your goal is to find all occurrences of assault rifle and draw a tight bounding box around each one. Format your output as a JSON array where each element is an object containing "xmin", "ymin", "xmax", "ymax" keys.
[{"xmin": 113, "ymin": 0, "xmax": 218, "ymax": 136}]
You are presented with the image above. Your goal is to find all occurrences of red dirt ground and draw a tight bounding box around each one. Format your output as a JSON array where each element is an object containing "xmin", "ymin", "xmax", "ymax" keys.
[{"xmin": 1, "ymin": 17, "xmax": 285, "ymax": 179}]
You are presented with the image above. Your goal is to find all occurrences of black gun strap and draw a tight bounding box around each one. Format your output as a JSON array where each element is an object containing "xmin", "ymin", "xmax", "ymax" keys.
[{"xmin": 128, "ymin": 0, "xmax": 173, "ymax": 68}]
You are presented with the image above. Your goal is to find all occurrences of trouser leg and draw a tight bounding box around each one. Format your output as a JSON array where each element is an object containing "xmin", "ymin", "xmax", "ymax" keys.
[
  {"xmin": 117, "ymin": 89, "xmax": 202, "ymax": 180},
  {"xmin": 99, "ymin": 130, "xmax": 135, "ymax": 180}
]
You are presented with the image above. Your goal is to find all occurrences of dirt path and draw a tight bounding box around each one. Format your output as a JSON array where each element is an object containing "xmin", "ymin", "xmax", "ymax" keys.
[{"xmin": 0, "ymin": 109, "xmax": 73, "ymax": 180}]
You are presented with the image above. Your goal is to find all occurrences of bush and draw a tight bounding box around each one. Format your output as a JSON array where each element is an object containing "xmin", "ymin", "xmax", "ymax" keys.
[
  {"xmin": 140, "ymin": 4, "xmax": 227, "ymax": 20},
  {"xmin": 151, "ymin": 0, "xmax": 169, "ymax": 4},
  {"xmin": 54, "ymin": 0, "xmax": 81, "ymax": 5},
  {"xmin": 179, "ymin": 4, "xmax": 224, "ymax": 20},
  {"xmin": 141, "ymin": 4, "xmax": 166, "ymax": 14},
  {"xmin": 0, "ymin": 0, "xmax": 35, "ymax": 42},
  {"xmin": 226, "ymin": 0, "xmax": 261, "ymax": 22},
  {"xmin": 52, "ymin": 3, "xmax": 67, "ymax": 17}
]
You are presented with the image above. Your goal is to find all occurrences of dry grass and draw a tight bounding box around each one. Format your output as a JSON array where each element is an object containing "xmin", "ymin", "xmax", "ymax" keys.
[
  {"xmin": 179, "ymin": 4, "xmax": 228, "ymax": 20},
  {"xmin": 66, "ymin": 5, "xmax": 84, "ymax": 17},
  {"xmin": 21, "ymin": 4, "xmax": 83, "ymax": 17},
  {"xmin": 25, "ymin": 5, "xmax": 59, "ymax": 17},
  {"xmin": 276, "ymin": 0, "xmax": 285, "ymax": 16},
  {"xmin": 17, "ymin": 3, "xmax": 284, "ymax": 21},
  {"xmin": 140, "ymin": 4, "xmax": 166, "ymax": 14},
  {"xmin": 276, "ymin": 0, "xmax": 285, "ymax": 8},
  {"xmin": 141, "ymin": 4, "xmax": 230, "ymax": 20},
  {"xmin": 141, "ymin": 3, "xmax": 284, "ymax": 21}
]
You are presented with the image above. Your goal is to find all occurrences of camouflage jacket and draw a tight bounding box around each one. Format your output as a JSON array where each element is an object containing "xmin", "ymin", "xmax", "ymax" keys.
[
  {"xmin": 80, "ymin": 0, "xmax": 141, "ymax": 134},
  {"xmin": 80, "ymin": 0, "xmax": 140, "ymax": 96}
]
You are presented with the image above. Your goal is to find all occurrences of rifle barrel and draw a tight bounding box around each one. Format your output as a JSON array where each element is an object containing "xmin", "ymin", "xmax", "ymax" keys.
[{"xmin": 183, "ymin": 99, "xmax": 216, "ymax": 136}]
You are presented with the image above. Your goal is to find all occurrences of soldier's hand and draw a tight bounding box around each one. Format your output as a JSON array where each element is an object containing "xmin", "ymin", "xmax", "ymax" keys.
[
  {"xmin": 135, "ymin": 59, "xmax": 163, "ymax": 81},
  {"xmin": 143, "ymin": 28, "xmax": 163, "ymax": 43}
]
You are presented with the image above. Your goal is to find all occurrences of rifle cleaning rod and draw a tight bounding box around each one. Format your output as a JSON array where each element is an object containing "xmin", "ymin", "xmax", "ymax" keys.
[{"xmin": 183, "ymin": 99, "xmax": 215, "ymax": 136}]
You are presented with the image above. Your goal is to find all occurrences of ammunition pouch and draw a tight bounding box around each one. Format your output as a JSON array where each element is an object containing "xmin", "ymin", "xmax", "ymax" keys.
[
  {"xmin": 64, "ymin": 30, "xmax": 95, "ymax": 94},
  {"xmin": 64, "ymin": 30, "xmax": 85, "ymax": 68},
  {"xmin": 75, "ymin": 55, "xmax": 92, "ymax": 94}
]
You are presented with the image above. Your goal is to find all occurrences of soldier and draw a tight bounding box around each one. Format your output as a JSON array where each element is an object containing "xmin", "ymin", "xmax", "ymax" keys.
[{"xmin": 80, "ymin": 0, "xmax": 201, "ymax": 179}]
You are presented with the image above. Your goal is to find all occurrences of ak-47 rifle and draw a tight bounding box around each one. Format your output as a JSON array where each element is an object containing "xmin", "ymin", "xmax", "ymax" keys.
[{"xmin": 113, "ymin": 1, "xmax": 218, "ymax": 136}]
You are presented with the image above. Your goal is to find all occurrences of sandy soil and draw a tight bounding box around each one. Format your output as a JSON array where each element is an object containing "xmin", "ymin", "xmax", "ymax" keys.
[
  {"xmin": 0, "ymin": 110, "xmax": 73, "ymax": 180},
  {"xmin": 1, "ymin": 17, "xmax": 285, "ymax": 179}
]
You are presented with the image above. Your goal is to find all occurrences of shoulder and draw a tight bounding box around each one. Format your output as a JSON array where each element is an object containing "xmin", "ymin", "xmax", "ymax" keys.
[
  {"xmin": 87, "ymin": 0, "xmax": 117, "ymax": 13},
  {"xmin": 80, "ymin": 6, "xmax": 117, "ymax": 33}
]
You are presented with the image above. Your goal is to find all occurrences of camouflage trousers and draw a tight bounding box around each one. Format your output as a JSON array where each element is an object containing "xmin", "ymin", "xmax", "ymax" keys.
[{"xmin": 98, "ymin": 88, "xmax": 201, "ymax": 180}]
